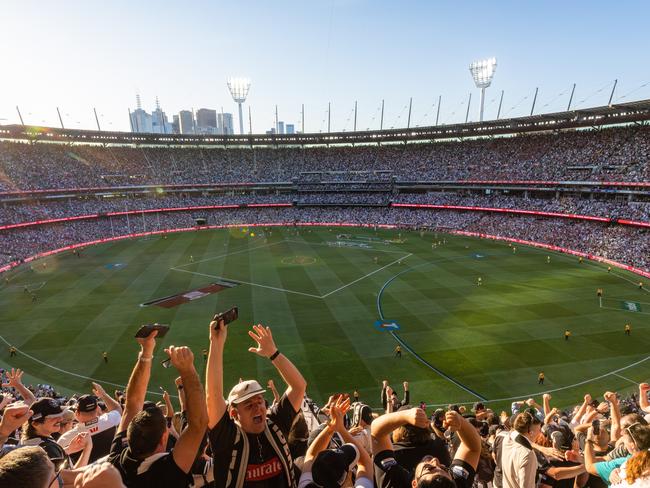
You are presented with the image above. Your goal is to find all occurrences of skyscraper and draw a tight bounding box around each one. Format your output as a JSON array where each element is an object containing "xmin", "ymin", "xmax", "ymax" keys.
[
  {"xmin": 286, "ymin": 124, "xmax": 295, "ymax": 134},
  {"xmin": 150, "ymin": 97, "xmax": 172, "ymax": 134},
  {"xmin": 217, "ymin": 113, "xmax": 234, "ymax": 135},
  {"xmin": 196, "ymin": 108, "xmax": 217, "ymax": 134},
  {"xmin": 278, "ymin": 121, "xmax": 285, "ymax": 134},
  {"xmin": 179, "ymin": 110, "xmax": 195, "ymax": 134}
]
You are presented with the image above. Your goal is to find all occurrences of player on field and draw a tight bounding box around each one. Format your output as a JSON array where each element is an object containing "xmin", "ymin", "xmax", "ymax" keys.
[
  {"xmin": 547, "ymin": 256, "xmax": 551, "ymax": 264},
  {"xmin": 564, "ymin": 329, "xmax": 571, "ymax": 341},
  {"xmin": 597, "ymin": 288, "xmax": 603, "ymax": 297},
  {"xmin": 538, "ymin": 372, "xmax": 545, "ymax": 385},
  {"xmin": 625, "ymin": 324, "xmax": 631, "ymax": 336},
  {"xmin": 394, "ymin": 345, "xmax": 402, "ymax": 359},
  {"xmin": 477, "ymin": 277, "xmax": 482, "ymax": 286},
  {"xmin": 103, "ymin": 351, "xmax": 108, "ymax": 363}
]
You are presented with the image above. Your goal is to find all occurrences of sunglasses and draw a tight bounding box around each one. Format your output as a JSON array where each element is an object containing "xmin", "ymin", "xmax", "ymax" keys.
[
  {"xmin": 625, "ymin": 422, "xmax": 642, "ymax": 449},
  {"xmin": 416, "ymin": 456, "xmax": 452, "ymax": 483}
]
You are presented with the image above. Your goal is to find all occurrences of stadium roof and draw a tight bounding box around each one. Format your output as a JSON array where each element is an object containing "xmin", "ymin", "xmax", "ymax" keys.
[{"xmin": 1, "ymin": 99, "xmax": 650, "ymax": 147}]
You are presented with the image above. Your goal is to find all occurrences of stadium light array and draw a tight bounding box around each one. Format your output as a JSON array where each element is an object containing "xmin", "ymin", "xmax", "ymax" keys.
[
  {"xmin": 469, "ymin": 57, "xmax": 497, "ymax": 122},
  {"xmin": 227, "ymin": 77, "xmax": 251, "ymax": 135}
]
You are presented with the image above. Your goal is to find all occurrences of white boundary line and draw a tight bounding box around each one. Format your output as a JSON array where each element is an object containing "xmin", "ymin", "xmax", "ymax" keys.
[
  {"xmin": 321, "ymin": 253, "xmax": 414, "ymax": 298},
  {"xmin": 175, "ymin": 240, "xmax": 285, "ymax": 268},
  {"xmin": 0, "ymin": 334, "xmax": 168, "ymax": 398},
  {"xmin": 172, "ymin": 238, "xmax": 413, "ymax": 299},
  {"xmin": 283, "ymin": 239, "xmax": 407, "ymax": 254},
  {"xmin": 171, "ymin": 267, "xmax": 323, "ymax": 299},
  {"xmin": 417, "ymin": 354, "xmax": 650, "ymax": 408},
  {"xmin": 613, "ymin": 372, "xmax": 639, "ymax": 385}
]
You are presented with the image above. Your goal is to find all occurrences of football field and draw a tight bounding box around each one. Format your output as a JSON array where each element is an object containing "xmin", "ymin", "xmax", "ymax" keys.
[{"xmin": 1, "ymin": 226, "xmax": 649, "ymax": 411}]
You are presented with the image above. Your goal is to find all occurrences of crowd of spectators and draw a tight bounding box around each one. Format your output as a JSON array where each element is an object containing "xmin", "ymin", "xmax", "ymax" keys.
[
  {"xmin": 1, "ymin": 125, "xmax": 649, "ymax": 191},
  {"xmin": 2, "ymin": 206, "xmax": 650, "ymax": 273},
  {"xmin": 2, "ymin": 191, "xmax": 649, "ymax": 227},
  {"xmin": 2, "ymin": 127, "xmax": 650, "ymax": 486},
  {"xmin": 4, "ymin": 324, "xmax": 650, "ymax": 487}
]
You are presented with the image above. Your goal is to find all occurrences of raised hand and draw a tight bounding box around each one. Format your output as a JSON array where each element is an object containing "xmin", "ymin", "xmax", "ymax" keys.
[
  {"xmin": 136, "ymin": 329, "xmax": 158, "ymax": 356},
  {"xmin": 328, "ymin": 395, "xmax": 351, "ymax": 432},
  {"xmin": 2, "ymin": 368, "xmax": 25, "ymax": 388},
  {"xmin": 403, "ymin": 407, "xmax": 429, "ymax": 429},
  {"xmin": 0, "ymin": 403, "xmax": 32, "ymax": 436},
  {"xmin": 92, "ymin": 382, "xmax": 107, "ymax": 398},
  {"xmin": 209, "ymin": 317, "xmax": 227, "ymax": 347},
  {"xmin": 247, "ymin": 324, "xmax": 278, "ymax": 358},
  {"xmin": 164, "ymin": 345, "xmax": 195, "ymax": 372},
  {"xmin": 443, "ymin": 410, "xmax": 464, "ymax": 432},
  {"xmin": 0, "ymin": 393, "xmax": 14, "ymax": 410}
]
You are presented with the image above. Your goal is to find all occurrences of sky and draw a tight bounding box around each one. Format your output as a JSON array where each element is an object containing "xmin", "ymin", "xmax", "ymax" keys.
[{"xmin": 1, "ymin": 0, "xmax": 650, "ymax": 134}]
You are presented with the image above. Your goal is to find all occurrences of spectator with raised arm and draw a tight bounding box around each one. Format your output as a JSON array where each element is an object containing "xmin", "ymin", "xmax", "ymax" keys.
[
  {"xmin": 108, "ymin": 331, "xmax": 207, "ymax": 487},
  {"xmin": 59, "ymin": 382, "xmax": 122, "ymax": 463},
  {"xmin": 206, "ymin": 320, "xmax": 307, "ymax": 488},
  {"xmin": 2, "ymin": 369, "xmax": 36, "ymax": 406},
  {"xmin": 372, "ymin": 407, "xmax": 481, "ymax": 487},
  {"xmin": 20, "ymin": 397, "xmax": 93, "ymax": 469},
  {"xmin": 0, "ymin": 403, "xmax": 33, "ymax": 453},
  {"xmin": 586, "ymin": 421, "xmax": 650, "ymax": 485},
  {"xmin": 299, "ymin": 395, "xmax": 373, "ymax": 488}
]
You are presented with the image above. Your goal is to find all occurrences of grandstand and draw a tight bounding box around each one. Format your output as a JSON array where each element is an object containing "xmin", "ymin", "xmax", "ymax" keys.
[{"xmin": 2, "ymin": 100, "xmax": 650, "ymax": 488}]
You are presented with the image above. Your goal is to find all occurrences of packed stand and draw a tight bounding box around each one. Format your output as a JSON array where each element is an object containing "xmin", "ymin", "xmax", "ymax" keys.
[
  {"xmin": 2, "ymin": 206, "xmax": 650, "ymax": 273},
  {"xmin": 1, "ymin": 125, "xmax": 650, "ymax": 191},
  {"xmin": 5, "ymin": 317, "xmax": 650, "ymax": 487},
  {"xmin": 1, "ymin": 189, "xmax": 649, "ymax": 226}
]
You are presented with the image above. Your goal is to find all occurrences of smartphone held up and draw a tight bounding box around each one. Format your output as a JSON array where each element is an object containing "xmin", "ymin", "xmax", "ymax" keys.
[{"xmin": 213, "ymin": 306, "xmax": 238, "ymax": 328}]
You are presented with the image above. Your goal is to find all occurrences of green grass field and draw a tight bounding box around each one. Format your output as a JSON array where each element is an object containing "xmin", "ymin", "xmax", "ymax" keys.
[{"xmin": 2, "ymin": 226, "xmax": 650, "ymax": 411}]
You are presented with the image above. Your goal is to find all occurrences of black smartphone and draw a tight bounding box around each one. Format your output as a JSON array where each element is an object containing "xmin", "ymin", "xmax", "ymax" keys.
[
  {"xmin": 592, "ymin": 419, "xmax": 600, "ymax": 436},
  {"xmin": 161, "ymin": 358, "xmax": 172, "ymax": 369},
  {"xmin": 213, "ymin": 306, "xmax": 238, "ymax": 327},
  {"xmin": 135, "ymin": 323, "xmax": 170, "ymax": 339}
]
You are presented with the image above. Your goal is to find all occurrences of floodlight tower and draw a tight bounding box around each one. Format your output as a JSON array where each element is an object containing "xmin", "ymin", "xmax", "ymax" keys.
[
  {"xmin": 227, "ymin": 77, "xmax": 251, "ymax": 134},
  {"xmin": 469, "ymin": 58, "xmax": 497, "ymax": 122}
]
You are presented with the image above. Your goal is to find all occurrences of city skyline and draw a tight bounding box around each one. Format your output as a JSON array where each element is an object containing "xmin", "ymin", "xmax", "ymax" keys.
[{"xmin": 2, "ymin": 1, "xmax": 650, "ymax": 134}]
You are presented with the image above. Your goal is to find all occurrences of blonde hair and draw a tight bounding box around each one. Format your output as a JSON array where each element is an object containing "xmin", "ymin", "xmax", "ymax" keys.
[{"xmin": 626, "ymin": 450, "xmax": 650, "ymax": 484}]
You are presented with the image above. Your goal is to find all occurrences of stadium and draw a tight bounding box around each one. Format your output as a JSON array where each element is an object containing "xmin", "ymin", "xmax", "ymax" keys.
[{"xmin": 2, "ymin": 3, "xmax": 650, "ymax": 487}]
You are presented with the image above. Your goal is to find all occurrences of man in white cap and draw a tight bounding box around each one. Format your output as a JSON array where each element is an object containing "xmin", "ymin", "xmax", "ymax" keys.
[{"xmin": 206, "ymin": 319, "xmax": 307, "ymax": 488}]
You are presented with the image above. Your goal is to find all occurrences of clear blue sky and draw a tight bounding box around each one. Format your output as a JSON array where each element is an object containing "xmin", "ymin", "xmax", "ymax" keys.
[{"xmin": 2, "ymin": 0, "xmax": 649, "ymax": 133}]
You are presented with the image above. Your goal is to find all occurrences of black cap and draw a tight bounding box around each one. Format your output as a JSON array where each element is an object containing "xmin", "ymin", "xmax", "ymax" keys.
[
  {"xmin": 311, "ymin": 444, "xmax": 359, "ymax": 487},
  {"xmin": 76, "ymin": 395, "xmax": 98, "ymax": 413},
  {"xmin": 31, "ymin": 398, "xmax": 65, "ymax": 421}
]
